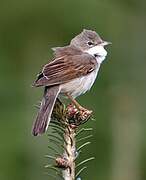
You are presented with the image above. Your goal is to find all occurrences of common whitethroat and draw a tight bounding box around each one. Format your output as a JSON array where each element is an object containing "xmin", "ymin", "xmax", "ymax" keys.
[{"xmin": 32, "ymin": 29, "xmax": 111, "ymax": 136}]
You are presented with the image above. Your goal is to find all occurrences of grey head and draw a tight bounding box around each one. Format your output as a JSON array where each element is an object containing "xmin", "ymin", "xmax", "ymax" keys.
[{"xmin": 70, "ymin": 29, "xmax": 111, "ymax": 51}]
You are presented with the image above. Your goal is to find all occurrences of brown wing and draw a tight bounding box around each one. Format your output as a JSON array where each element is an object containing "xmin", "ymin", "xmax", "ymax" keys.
[{"xmin": 33, "ymin": 53, "xmax": 97, "ymax": 87}]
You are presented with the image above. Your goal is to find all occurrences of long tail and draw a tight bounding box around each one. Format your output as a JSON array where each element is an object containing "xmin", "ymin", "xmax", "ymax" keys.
[{"xmin": 32, "ymin": 85, "xmax": 60, "ymax": 136}]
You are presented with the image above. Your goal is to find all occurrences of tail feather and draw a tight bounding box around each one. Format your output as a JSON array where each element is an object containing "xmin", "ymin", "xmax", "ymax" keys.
[{"xmin": 32, "ymin": 86, "xmax": 60, "ymax": 136}]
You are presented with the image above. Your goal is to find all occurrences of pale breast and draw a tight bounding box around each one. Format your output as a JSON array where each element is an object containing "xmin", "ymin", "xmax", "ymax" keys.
[
  {"xmin": 60, "ymin": 45, "xmax": 107, "ymax": 98},
  {"xmin": 60, "ymin": 66, "xmax": 100, "ymax": 98}
]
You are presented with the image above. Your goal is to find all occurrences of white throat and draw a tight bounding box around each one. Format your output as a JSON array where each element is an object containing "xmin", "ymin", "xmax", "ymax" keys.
[{"xmin": 85, "ymin": 45, "xmax": 107, "ymax": 64}]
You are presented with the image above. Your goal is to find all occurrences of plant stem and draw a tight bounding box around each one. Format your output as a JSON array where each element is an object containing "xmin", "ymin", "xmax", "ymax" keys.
[
  {"xmin": 62, "ymin": 125, "xmax": 76, "ymax": 180},
  {"xmin": 51, "ymin": 101, "xmax": 93, "ymax": 179}
]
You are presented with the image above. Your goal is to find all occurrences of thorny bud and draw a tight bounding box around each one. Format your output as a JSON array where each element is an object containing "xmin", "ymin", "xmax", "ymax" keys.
[
  {"xmin": 55, "ymin": 157, "xmax": 70, "ymax": 169},
  {"xmin": 66, "ymin": 104, "xmax": 92, "ymax": 126},
  {"xmin": 66, "ymin": 104, "xmax": 78, "ymax": 118}
]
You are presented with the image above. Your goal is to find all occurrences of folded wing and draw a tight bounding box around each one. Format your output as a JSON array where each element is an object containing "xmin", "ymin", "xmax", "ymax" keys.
[{"xmin": 33, "ymin": 54, "xmax": 97, "ymax": 87}]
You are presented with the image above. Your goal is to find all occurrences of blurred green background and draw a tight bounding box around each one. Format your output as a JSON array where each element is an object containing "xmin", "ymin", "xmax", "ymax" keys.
[{"xmin": 0, "ymin": 0, "xmax": 146, "ymax": 180}]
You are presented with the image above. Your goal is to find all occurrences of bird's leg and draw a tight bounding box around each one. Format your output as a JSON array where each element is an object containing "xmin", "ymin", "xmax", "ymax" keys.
[
  {"xmin": 65, "ymin": 93, "xmax": 83, "ymax": 111},
  {"xmin": 65, "ymin": 93, "xmax": 93, "ymax": 118}
]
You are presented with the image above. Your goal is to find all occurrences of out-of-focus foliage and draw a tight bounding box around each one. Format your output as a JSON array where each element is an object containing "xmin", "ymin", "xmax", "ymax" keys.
[{"xmin": 0, "ymin": 0, "xmax": 145, "ymax": 180}]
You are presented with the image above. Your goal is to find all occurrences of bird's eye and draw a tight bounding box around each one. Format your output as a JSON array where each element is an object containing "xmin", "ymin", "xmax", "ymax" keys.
[{"xmin": 87, "ymin": 41, "xmax": 94, "ymax": 46}]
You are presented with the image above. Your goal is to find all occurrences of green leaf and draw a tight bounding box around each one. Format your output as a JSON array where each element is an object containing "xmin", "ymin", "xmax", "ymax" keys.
[
  {"xmin": 76, "ymin": 166, "xmax": 87, "ymax": 178},
  {"xmin": 76, "ymin": 157, "xmax": 95, "ymax": 168}
]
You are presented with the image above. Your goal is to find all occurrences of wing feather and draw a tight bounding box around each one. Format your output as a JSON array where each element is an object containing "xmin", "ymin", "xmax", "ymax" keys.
[{"xmin": 33, "ymin": 53, "xmax": 97, "ymax": 87}]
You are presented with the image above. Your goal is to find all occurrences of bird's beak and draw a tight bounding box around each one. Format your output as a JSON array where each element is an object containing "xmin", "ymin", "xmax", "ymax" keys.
[{"xmin": 101, "ymin": 41, "xmax": 112, "ymax": 46}]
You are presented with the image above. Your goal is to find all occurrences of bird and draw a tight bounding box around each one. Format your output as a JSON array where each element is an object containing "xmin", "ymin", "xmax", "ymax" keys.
[{"xmin": 32, "ymin": 29, "xmax": 111, "ymax": 136}]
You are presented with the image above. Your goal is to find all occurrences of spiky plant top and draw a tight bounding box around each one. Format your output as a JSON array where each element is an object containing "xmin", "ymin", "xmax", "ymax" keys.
[{"xmin": 45, "ymin": 99, "xmax": 95, "ymax": 180}]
